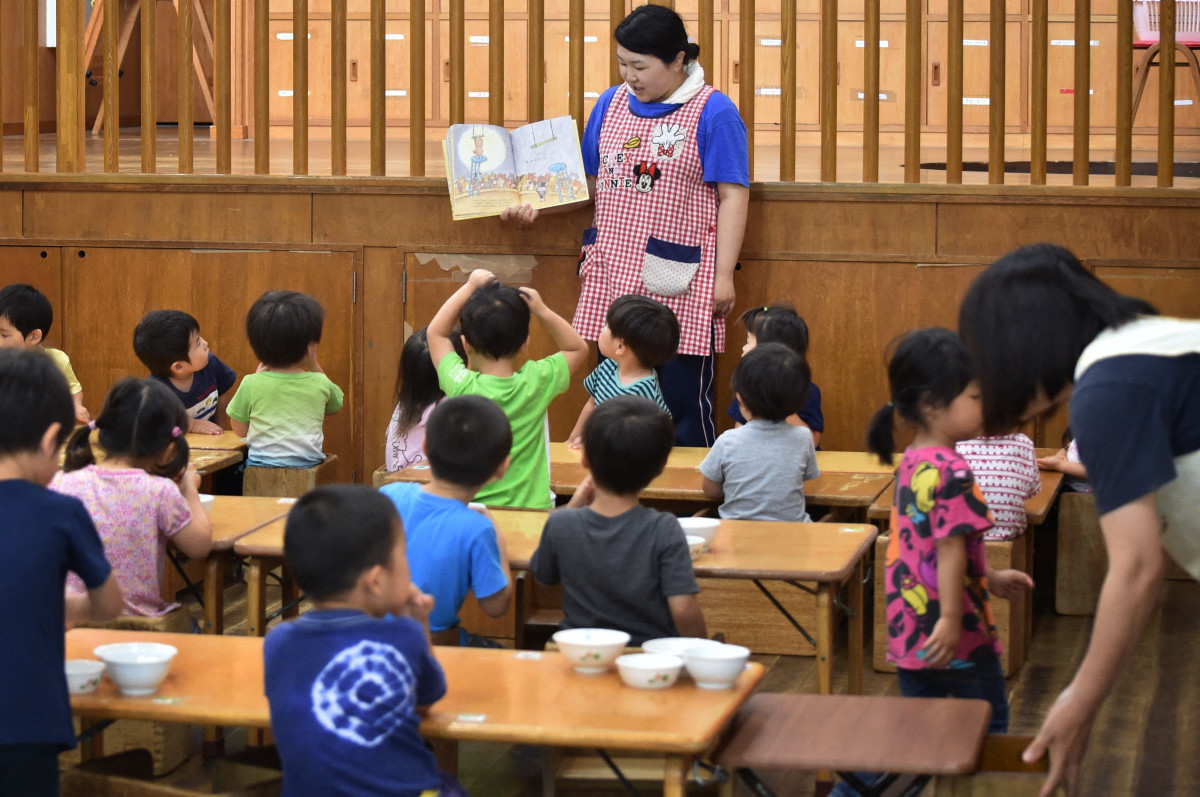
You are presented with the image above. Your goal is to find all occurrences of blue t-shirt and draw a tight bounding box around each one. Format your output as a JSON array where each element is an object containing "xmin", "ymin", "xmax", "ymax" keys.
[
  {"xmin": 264, "ymin": 610, "xmax": 446, "ymax": 797},
  {"xmin": 1071, "ymin": 353, "xmax": 1200, "ymax": 515},
  {"xmin": 0, "ymin": 479, "xmax": 111, "ymax": 748},
  {"xmin": 727, "ymin": 382, "xmax": 824, "ymax": 437},
  {"xmin": 582, "ymin": 85, "xmax": 750, "ymax": 187},
  {"xmin": 152, "ymin": 353, "xmax": 237, "ymax": 422},
  {"xmin": 379, "ymin": 483, "xmax": 510, "ymax": 633},
  {"xmin": 584, "ymin": 358, "xmax": 670, "ymax": 414}
]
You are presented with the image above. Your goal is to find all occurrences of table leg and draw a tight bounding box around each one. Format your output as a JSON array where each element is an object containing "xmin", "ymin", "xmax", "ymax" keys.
[
  {"xmin": 717, "ymin": 769, "xmax": 735, "ymax": 797},
  {"xmin": 78, "ymin": 718, "xmax": 104, "ymax": 761},
  {"xmin": 847, "ymin": 560, "xmax": 864, "ymax": 696},
  {"xmin": 541, "ymin": 747, "xmax": 557, "ymax": 797},
  {"xmin": 203, "ymin": 552, "xmax": 225, "ymax": 634},
  {"xmin": 431, "ymin": 738, "xmax": 459, "ymax": 777},
  {"xmin": 663, "ymin": 754, "xmax": 689, "ymax": 797},
  {"xmin": 281, "ymin": 562, "xmax": 300, "ymax": 620},
  {"xmin": 816, "ymin": 584, "xmax": 835, "ymax": 695},
  {"xmin": 246, "ymin": 556, "xmax": 267, "ymax": 637}
]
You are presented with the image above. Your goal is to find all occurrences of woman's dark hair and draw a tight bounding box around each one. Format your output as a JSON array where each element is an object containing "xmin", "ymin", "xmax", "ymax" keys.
[
  {"xmin": 865, "ymin": 328, "xmax": 975, "ymax": 466},
  {"xmin": 64, "ymin": 378, "xmax": 190, "ymax": 478},
  {"xmin": 959, "ymin": 243, "xmax": 1156, "ymax": 435},
  {"xmin": 607, "ymin": 294, "xmax": 680, "ymax": 368},
  {"xmin": 732, "ymin": 342, "xmax": 811, "ymax": 422},
  {"xmin": 615, "ymin": 4, "xmax": 700, "ymax": 66},
  {"xmin": 0, "ymin": 348, "xmax": 76, "ymax": 456},
  {"xmin": 133, "ymin": 309, "xmax": 201, "ymax": 377},
  {"xmin": 391, "ymin": 327, "xmax": 467, "ymax": 436},
  {"xmin": 582, "ymin": 395, "xmax": 674, "ymax": 495},
  {"xmin": 285, "ymin": 485, "xmax": 403, "ymax": 601},
  {"xmin": 740, "ymin": 303, "xmax": 810, "ymax": 357},
  {"xmin": 245, "ymin": 290, "xmax": 325, "ymax": 368},
  {"xmin": 425, "ymin": 395, "xmax": 513, "ymax": 488},
  {"xmin": 460, "ymin": 282, "xmax": 531, "ymax": 360}
]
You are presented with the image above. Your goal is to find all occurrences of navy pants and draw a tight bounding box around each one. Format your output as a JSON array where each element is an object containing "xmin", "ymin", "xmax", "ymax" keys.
[
  {"xmin": 657, "ymin": 322, "xmax": 718, "ymax": 448},
  {"xmin": 0, "ymin": 743, "xmax": 60, "ymax": 797}
]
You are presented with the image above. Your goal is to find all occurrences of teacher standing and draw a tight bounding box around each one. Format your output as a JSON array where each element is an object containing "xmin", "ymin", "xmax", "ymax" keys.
[{"xmin": 503, "ymin": 4, "xmax": 750, "ymax": 446}]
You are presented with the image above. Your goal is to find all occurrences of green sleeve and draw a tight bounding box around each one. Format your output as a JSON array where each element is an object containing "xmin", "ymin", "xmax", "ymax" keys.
[
  {"xmin": 226, "ymin": 376, "xmax": 252, "ymax": 423},
  {"xmin": 436, "ymin": 352, "xmax": 474, "ymax": 397},
  {"xmin": 325, "ymin": 377, "xmax": 344, "ymax": 413}
]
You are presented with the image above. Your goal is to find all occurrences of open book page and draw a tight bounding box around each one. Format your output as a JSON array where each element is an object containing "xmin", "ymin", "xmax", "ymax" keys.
[
  {"xmin": 444, "ymin": 124, "xmax": 520, "ymax": 220},
  {"xmin": 510, "ymin": 116, "xmax": 590, "ymax": 209}
]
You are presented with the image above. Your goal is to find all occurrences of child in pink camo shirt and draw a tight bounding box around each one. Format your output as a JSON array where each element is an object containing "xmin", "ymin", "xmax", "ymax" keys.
[{"xmin": 956, "ymin": 433, "xmax": 1042, "ymax": 541}]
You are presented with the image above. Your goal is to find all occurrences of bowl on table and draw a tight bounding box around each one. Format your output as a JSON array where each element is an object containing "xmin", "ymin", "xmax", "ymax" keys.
[
  {"xmin": 642, "ymin": 637, "xmax": 725, "ymax": 675},
  {"xmin": 678, "ymin": 517, "xmax": 719, "ymax": 550},
  {"xmin": 93, "ymin": 642, "xmax": 178, "ymax": 696},
  {"xmin": 615, "ymin": 653, "xmax": 683, "ymax": 690},
  {"xmin": 552, "ymin": 628, "xmax": 631, "ymax": 675},
  {"xmin": 682, "ymin": 643, "xmax": 751, "ymax": 689},
  {"xmin": 198, "ymin": 493, "xmax": 216, "ymax": 514},
  {"xmin": 685, "ymin": 535, "xmax": 706, "ymax": 560},
  {"xmin": 64, "ymin": 659, "xmax": 105, "ymax": 694}
]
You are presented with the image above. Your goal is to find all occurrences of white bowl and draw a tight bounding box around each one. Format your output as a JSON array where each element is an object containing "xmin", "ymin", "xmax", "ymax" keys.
[
  {"xmin": 65, "ymin": 659, "xmax": 105, "ymax": 694},
  {"xmin": 615, "ymin": 653, "xmax": 683, "ymax": 690},
  {"xmin": 199, "ymin": 493, "xmax": 216, "ymax": 514},
  {"xmin": 682, "ymin": 643, "xmax": 751, "ymax": 689},
  {"xmin": 552, "ymin": 628, "xmax": 631, "ymax": 675},
  {"xmin": 93, "ymin": 642, "xmax": 178, "ymax": 696},
  {"xmin": 642, "ymin": 637, "xmax": 724, "ymax": 657},
  {"xmin": 685, "ymin": 535, "xmax": 706, "ymax": 560},
  {"xmin": 678, "ymin": 517, "xmax": 720, "ymax": 549}
]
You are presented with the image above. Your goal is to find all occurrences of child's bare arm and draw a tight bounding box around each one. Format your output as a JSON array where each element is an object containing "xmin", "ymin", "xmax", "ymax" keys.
[
  {"xmin": 476, "ymin": 522, "xmax": 513, "ymax": 617},
  {"xmin": 173, "ymin": 465, "xmax": 214, "ymax": 559},
  {"xmin": 668, "ymin": 594, "xmax": 708, "ymax": 639},
  {"xmin": 566, "ymin": 398, "xmax": 595, "ymax": 448},
  {"xmin": 229, "ymin": 417, "xmax": 249, "ymax": 437},
  {"xmin": 518, "ymin": 286, "xmax": 589, "ymax": 373},
  {"xmin": 1038, "ymin": 448, "xmax": 1089, "ymax": 480},
  {"xmin": 429, "ymin": 269, "xmax": 496, "ymax": 367},
  {"xmin": 922, "ymin": 535, "xmax": 966, "ymax": 668},
  {"xmin": 66, "ymin": 574, "xmax": 123, "ymax": 628},
  {"xmin": 701, "ymin": 476, "xmax": 725, "ymax": 500},
  {"xmin": 73, "ymin": 392, "xmax": 91, "ymax": 424}
]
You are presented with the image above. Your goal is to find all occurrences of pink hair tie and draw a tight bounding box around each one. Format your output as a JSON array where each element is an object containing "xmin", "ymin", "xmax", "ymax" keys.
[
  {"xmin": 87, "ymin": 420, "xmax": 97, "ymax": 430},
  {"xmin": 172, "ymin": 426, "xmax": 183, "ymax": 438}
]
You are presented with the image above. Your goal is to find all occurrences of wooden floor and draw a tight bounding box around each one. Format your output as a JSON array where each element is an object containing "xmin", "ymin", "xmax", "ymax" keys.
[
  {"xmin": 141, "ymin": 568, "xmax": 1200, "ymax": 796},
  {"xmin": 6, "ymin": 128, "xmax": 1200, "ymax": 187}
]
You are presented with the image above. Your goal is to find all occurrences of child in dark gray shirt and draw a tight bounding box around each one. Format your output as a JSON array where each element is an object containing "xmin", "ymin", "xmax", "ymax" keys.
[
  {"xmin": 530, "ymin": 396, "xmax": 706, "ymax": 646},
  {"xmin": 700, "ymin": 343, "xmax": 819, "ymax": 521}
]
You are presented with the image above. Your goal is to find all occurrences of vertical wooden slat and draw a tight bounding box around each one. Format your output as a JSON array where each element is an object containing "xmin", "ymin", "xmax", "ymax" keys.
[
  {"xmin": 740, "ymin": 0, "xmax": 755, "ymax": 179},
  {"xmin": 529, "ymin": 0, "xmax": 545, "ymax": 121},
  {"xmin": 141, "ymin": 0, "xmax": 158, "ymax": 173},
  {"xmin": 947, "ymin": 0, "xmax": 963, "ymax": 183},
  {"xmin": 293, "ymin": 0, "xmax": 309, "ymax": 175},
  {"xmin": 1030, "ymin": 0, "xmax": 1047, "ymax": 183},
  {"xmin": 449, "ymin": 0, "xmax": 464, "ymax": 125},
  {"xmin": 179, "ymin": 0, "xmax": 195, "ymax": 173},
  {"xmin": 254, "ymin": 0, "xmax": 269, "ymax": 173},
  {"xmin": 819, "ymin": 0, "xmax": 836, "ymax": 180},
  {"xmin": 1158, "ymin": 0, "xmax": 1175, "ymax": 187},
  {"xmin": 216, "ymin": 0, "xmax": 232, "ymax": 173},
  {"xmin": 23, "ymin": 0, "xmax": 39, "ymax": 172},
  {"xmin": 570, "ymin": 0, "xmax": 584, "ymax": 136},
  {"xmin": 489, "ymin": 0, "xmax": 504, "ymax": 125},
  {"xmin": 0, "ymin": 9, "xmax": 4, "ymax": 172},
  {"xmin": 699, "ymin": 0, "xmax": 714, "ymax": 83},
  {"xmin": 331, "ymin": 0, "xmax": 346, "ymax": 175},
  {"xmin": 863, "ymin": 0, "xmax": 879, "ymax": 182},
  {"xmin": 987, "ymin": 0, "xmax": 1004, "ymax": 183},
  {"xmin": 781, "ymin": 0, "xmax": 797, "ymax": 180},
  {"xmin": 58, "ymin": 0, "xmax": 85, "ymax": 171},
  {"xmin": 1072, "ymin": 0, "xmax": 1090, "ymax": 185},
  {"xmin": 410, "ymin": 0, "xmax": 426, "ymax": 176},
  {"xmin": 903, "ymin": 0, "xmax": 920, "ymax": 182},
  {"xmin": 1114, "ymin": 0, "xmax": 1132, "ymax": 185},
  {"xmin": 371, "ymin": 0, "xmax": 385, "ymax": 174},
  {"xmin": 609, "ymin": 0, "xmax": 623, "ymax": 88},
  {"xmin": 104, "ymin": 0, "xmax": 120, "ymax": 171}
]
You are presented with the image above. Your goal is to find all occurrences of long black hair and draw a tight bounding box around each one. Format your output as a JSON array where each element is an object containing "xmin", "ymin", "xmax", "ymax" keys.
[
  {"xmin": 64, "ymin": 378, "xmax": 190, "ymax": 478},
  {"xmin": 959, "ymin": 243, "xmax": 1156, "ymax": 435},
  {"xmin": 615, "ymin": 5, "xmax": 700, "ymax": 66},
  {"xmin": 865, "ymin": 328, "xmax": 975, "ymax": 466},
  {"xmin": 391, "ymin": 327, "xmax": 466, "ymax": 436}
]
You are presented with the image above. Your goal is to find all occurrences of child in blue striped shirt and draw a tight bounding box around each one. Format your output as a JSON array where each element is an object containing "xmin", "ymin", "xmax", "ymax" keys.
[{"xmin": 566, "ymin": 295, "xmax": 679, "ymax": 449}]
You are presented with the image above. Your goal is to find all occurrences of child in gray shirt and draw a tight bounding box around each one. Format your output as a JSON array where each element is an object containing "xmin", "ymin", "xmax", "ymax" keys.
[{"xmin": 700, "ymin": 343, "xmax": 820, "ymax": 521}]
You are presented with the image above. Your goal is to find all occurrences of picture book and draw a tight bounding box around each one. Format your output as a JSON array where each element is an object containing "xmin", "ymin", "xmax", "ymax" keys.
[{"xmin": 443, "ymin": 116, "xmax": 589, "ymax": 221}]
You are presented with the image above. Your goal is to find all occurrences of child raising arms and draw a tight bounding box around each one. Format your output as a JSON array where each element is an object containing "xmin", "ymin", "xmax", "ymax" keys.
[
  {"xmin": 53, "ymin": 379, "xmax": 213, "ymax": 617},
  {"xmin": 385, "ymin": 327, "xmax": 466, "ymax": 472}
]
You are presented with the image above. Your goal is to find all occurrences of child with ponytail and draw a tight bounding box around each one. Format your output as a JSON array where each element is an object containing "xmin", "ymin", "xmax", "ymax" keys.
[
  {"xmin": 52, "ymin": 378, "xmax": 213, "ymax": 618},
  {"xmin": 833, "ymin": 328, "xmax": 1032, "ymax": 796}
]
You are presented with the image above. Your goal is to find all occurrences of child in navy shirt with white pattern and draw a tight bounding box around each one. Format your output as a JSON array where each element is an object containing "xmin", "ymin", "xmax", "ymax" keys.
[{"xmin": 134, "ymin": 310, "xmax": 238, "ymax": 435}]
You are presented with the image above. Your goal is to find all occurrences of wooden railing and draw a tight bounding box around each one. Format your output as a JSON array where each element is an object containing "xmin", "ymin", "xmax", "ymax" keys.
[{"xmin": 5, "ymin": 0, "xmax": 1196, "ymax": 185}]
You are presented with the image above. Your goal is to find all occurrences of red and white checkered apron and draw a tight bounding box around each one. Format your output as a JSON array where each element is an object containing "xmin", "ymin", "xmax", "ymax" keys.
[{"xmin": 573, "ymin": 84, "xmax": 724, "ymax": 357}]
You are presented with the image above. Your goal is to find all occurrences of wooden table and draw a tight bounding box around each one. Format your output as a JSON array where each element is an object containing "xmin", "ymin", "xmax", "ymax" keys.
[
  {"xmin": 237, "ymin": 510, "xmax": 876, "ymax": 695},
  {"xmin": 185, "ymin": 430, "xmax": 247, "ymax": 452},
  {"xmin": 68, "ymin": 629, "xmax": 764, "ymax": 796},
  {"xmin": 202, "ymin": 497, "xmax": 292, "ymax": 634},
  {"xmin": 190, "ymin": 449, "xmax": 244, "ymax": 476}
]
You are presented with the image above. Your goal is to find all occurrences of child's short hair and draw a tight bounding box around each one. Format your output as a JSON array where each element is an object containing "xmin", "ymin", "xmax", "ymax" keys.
[
  {"xmin": 133, "ymin": 310, "xmax": 201, "ymax": 377},
  {"xmin": 64, "ymin": 378, "xmax": 190, "ymax": 477},
  {"xmin": 607, "ymin": 295, "xmax": 680, "ymax": 367},
  {"xmin": 0, "ymin": 348, "xmax": 76, "ymax": 455},
  {"xmin": 739, "ymin": 303, "xmax": 809, "ymax": 357},
  {"xmin": 285, "ymin": 485, "xmax": 404, "ymax": 601},
  {"xmin": 732, "ymin": 342, "xmax": 812, "ymax": 422},
  {"xmin": 0, "ymin": 283, "xmax": 53, "ymax": 339},
  {"xmin": 425, "ymin": 395, "xmax": 512, "ymax": 488},
  {"xmin": 459, "ymin": 282, "xmax": 530, "ymax": 360},
  {"xmin": 582, "ymin": 395, "xmax": 674, "ymax": 495},
  {"xmin": 246, "ymin": 290, "xmax": 324, "ymax": 368}
]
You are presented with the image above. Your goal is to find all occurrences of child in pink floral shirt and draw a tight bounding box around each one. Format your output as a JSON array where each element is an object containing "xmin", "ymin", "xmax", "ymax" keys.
[{"xmin": 53, "ymin": 378, "xmax": 213, "ymax": 617}]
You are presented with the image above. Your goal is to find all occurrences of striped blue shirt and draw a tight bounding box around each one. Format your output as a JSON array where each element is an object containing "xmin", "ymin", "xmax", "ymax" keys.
[{"xmin": 583, "ymin": 358, "xmax": 670, "ymax": 414}]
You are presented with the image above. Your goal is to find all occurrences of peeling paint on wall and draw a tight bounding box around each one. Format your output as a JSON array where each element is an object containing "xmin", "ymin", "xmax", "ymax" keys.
[{"xmin": 414, "ymin": 252, "xmax": 537, "ymax": 283}]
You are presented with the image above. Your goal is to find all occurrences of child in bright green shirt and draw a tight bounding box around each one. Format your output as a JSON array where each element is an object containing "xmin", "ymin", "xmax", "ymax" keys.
[{"xmin": 428, "ymin": 269, "xmax": 588, "ymax": 509}]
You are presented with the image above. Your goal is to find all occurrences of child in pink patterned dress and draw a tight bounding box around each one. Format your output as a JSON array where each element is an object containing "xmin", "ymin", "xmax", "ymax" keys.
[
  {"xmin": 956, "ymin": 433, "xmax": 1042, "ymax": 541},
  {"xmin": 52, "ymin": 378, "xmax": 213, "ymax": 617}
]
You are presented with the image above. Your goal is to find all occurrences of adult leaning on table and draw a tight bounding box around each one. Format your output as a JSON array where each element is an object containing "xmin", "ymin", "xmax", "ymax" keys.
[
  {"xmin": 501, "ymin": 4, "xmax": 750, "ymax": 446},
  {"xmin": 958, "ymin": 243, "xmax": 1200, "ymax": 797}
]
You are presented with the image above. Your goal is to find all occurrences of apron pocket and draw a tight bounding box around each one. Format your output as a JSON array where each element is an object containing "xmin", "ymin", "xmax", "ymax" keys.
[
  {"xmin": 578, "ymin": 227, "xmax": 598, "ymax": 278},
  {"xmin": 642, "ymin": 236, "xmax": 702, "ymax": 297}
]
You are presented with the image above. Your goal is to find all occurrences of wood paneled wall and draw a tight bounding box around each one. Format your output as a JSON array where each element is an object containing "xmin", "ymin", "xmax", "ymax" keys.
[{"xmin": 1, "ymin": 178, "xmax": 1197, "ymax": 483}]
